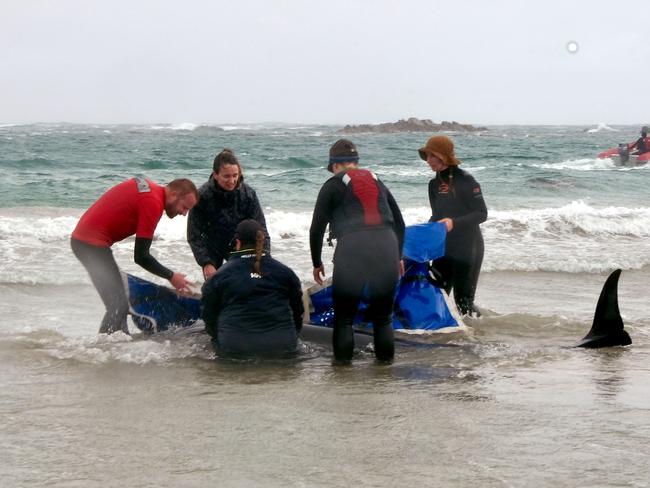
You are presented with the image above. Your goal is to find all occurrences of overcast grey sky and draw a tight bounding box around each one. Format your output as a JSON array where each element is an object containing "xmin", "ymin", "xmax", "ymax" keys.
[{"xmin": 2, "ymin": 0, "xmax": 649, "ymax": 125}]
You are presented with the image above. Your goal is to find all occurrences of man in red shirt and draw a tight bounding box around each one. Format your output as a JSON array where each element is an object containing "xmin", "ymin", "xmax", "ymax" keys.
[{"xmin": 71, "ymin": 177, "xmax": 199, "ymax": 334}]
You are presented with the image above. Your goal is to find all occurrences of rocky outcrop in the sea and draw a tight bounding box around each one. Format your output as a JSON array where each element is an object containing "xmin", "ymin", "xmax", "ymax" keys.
[{"xmin": 338, "ymin": 117, "xmax": 487, "ymax": 134}]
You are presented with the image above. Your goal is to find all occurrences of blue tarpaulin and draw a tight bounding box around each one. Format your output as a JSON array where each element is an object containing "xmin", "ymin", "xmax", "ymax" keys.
[
  {"xmin": 126, "ymin": 274, "xmax": 201, "ymax": 332},
  {"xmin": 310, "ymin": 222, "xmax": 458, "ymax": 331},
  {"xmin": 125, "ymin": 222, "xmax": 458, "ymax": 333},
  {"xmin": 402, "ymin": 222, "xmax": 446, "ymax": 262}
]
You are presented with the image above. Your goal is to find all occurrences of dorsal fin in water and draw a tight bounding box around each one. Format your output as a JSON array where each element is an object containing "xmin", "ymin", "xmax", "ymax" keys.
[{"xmin": 576, "ymin": 269, "xmax": 632, "ymax": 348}]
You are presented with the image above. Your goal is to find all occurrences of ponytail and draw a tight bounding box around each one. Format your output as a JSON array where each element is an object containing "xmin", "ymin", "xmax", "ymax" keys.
[{"xmin": 253, "ymin": 229, "xmax": 265, "ymax": 276}]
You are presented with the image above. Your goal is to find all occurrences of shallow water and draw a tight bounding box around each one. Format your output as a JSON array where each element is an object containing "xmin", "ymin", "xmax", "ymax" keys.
[
  {"xmin": 1, "ymin": 278, "xmax": 648, "ymax": 487},
  {"xmin": 1, "ymin": 123, "xmax": 649, "ymax": 486}
]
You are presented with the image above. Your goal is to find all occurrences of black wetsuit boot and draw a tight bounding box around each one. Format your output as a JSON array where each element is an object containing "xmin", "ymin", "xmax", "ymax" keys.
[
  {"xmin": 372, "ymin": 314, "xmax": 395, "ymax": 362},
  {"xmin": 332, "ymin": 314, "xmax": 355, "ymax": 362}
]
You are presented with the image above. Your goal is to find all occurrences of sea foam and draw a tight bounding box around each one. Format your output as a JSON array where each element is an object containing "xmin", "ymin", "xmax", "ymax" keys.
[
  {"xmin": 2, "ymin": 202, "xmax": 649, "ymax": 287},
  {"xmin": 587, "ymin": 122, "xmax": 618, "ymax": 133},
  {"xmin": 534, "ymin": 158, "xmax": 649, "ymax": 172},
  {"xmin": 4, "ymin": 329, "xmax": 214, "ymax": 364}
]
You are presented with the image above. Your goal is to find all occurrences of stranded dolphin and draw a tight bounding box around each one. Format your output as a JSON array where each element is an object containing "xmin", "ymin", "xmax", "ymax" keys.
[
  {"xmin": 299, "ymin": 324, "xmax": 374, "ymax": 349},
  {"xmin": 575, "ymin": 269, "xmax": 632, "ymax": 348}
]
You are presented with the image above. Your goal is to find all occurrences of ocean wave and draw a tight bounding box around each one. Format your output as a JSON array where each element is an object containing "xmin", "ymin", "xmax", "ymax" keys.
[
  {"xmin": 2, "ymin": 157, "xmax": 54, "ymax": 168},
  {"xmin": 482, "ymin": 251, "xmax": 650, "ymax": 274},
  {"xmin": 2, "ymin": 203, "xmax": 649, "ymax": 285},
  {"xmin": 0, "ymin": 214, "xmax": 79, "ymax": 241},
  {"xmin": 0, "ymin": 211, "xmax": 198, "ymax": 244},
  {"xmin": 149, "ymin": 123, "xmax": 201, "ymax": 131},
  {"xmin": 141, "ymin": 159, "xmax": 170, "ymax": 170},
  {"xmin": 587, "ymin": 122, "xmax": 618, "ymax": 133},
  {"xmin": 258, "ymin": 156, "xmax": 316, "ymax": 169},
  {"xmin": 482, "ymin": 202, "xmax": 650, "ymax": 272},
  {"xmin": 533, "ymin": 158, "xmax": 649, "ymax": 172},
  {"xmin": 219, "ymin": 125, "xmax": 258, "ymax": 131},
  {"xmin": 488, "ymin": 201, "xmax": 650, "ymax": 238},
  {"xmin": 2, "ymin": 202, "xmax": 649, "ymax": 244},
  {"xmin": 1, "ymin": 328, "xmax": 214, "ymax": 364}
]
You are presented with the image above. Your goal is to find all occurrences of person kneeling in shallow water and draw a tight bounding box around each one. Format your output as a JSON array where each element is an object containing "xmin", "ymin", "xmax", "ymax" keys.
[{"xmin": 201, "ymin": 220, "xmax": 304, "ymax": 358}]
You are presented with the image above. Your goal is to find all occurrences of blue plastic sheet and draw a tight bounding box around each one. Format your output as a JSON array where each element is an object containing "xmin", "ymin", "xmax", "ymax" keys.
[
  {"xmin": 402, "ymin": 222, "xmax": 446, "ymax": 262},
  {"xmin": 310, "ymin": 222, "xmax": 458, "ymax": 330},
  {"xmin": 391, "ymin": 261, "xmax": 457, "ymax": 330},
  {"xmin": 125, "ymin": 223, "xmax": 458, "ymax": 333},
  {"xmin": 126, "ymin": 274, "xmax": 201, "ymax": 332}
]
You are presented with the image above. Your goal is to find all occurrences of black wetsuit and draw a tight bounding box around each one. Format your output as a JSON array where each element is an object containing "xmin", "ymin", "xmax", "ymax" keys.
[
  {"xmin": 631, "ymin": 136, "xmax": 649, "ymax": 154},
  {"xmin": 428, "ymin": 166, "xmax": 487, "ymax": 315},
  {"xmin": 187, "ymin": 176, "xmax": 270, "ymax": 270},
  {"xmin": 201, "ymin": 251, "xmax": 303, "ymax": 358},
  {"xmin": 310, "ymin": 168, "xmax": 405, "ymax": 362}
]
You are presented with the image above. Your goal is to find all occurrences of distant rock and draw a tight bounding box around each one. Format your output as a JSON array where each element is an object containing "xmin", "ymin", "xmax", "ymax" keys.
[{"xmin": 338, "ymin": 117, "xmax": 487, "ymax": 134}]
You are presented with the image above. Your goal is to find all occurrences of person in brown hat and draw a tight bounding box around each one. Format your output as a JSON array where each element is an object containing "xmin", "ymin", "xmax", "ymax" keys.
[
  {"xmin": 309, "ymin": 139, "xmax": 405, "ymax": 363},
  {"xmin": 418, "ymin": 135, "xmax": 487, "ymax": 316}
]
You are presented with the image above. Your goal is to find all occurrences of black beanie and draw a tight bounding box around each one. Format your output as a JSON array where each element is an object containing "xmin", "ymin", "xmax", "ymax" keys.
[
  {"xmin": 234, "ymin": 219, "xmax": 263, "ymax": 245},
  {"xmin": 328, "ymin": 139, "xmax": 359, "ymax": 172}
]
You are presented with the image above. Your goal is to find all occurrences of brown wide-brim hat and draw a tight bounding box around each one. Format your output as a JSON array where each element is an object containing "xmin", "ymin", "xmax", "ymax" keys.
[{"xmin": 418, "ymin": 135, "xmax": 461, "ymax": 166}]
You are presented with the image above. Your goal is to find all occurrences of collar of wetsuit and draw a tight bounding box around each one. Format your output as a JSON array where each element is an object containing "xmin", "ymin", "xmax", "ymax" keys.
[{"xmin": 229, "ymin": 248, "xmax": 263, "ymax": 258}]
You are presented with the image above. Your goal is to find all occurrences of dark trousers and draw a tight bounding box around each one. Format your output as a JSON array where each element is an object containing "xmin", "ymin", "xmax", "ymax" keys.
[
  {"xmin": 434, "ymin": 230, "xmax": 484, "ymax": 315},
  {"xmin": 71, "ymin": 238, "xmax": 129, "ymax": 334},
  {"xmin": 332, "ymin": 228, "xmax": 399, "ymax": 362},
  {"xmin": 213, "ymin": 329, "xmax": 298, "ymax": 359}
]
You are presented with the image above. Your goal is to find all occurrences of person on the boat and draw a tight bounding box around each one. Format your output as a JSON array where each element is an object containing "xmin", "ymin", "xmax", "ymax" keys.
[
  {"xmin": 629, "ymin": 126, "xmax": 649, "ymax": 155},
  {"xmin": 309, "ymin": 139, "xmax": 405, "ymax": 363},
  {"xmin": 71, "ymin": 177, "xmax": 199, "ymax": 334},
  {"xmin": 187, "ymin": 148, "xmax": 270, "ymax": 281},
  {"xmin": 419, "ymin": 135, "xmax": 487, "ymax": 317},
  {"xmin": 201, "ymin": 219, "xmax": 303, "ymax": 358}
]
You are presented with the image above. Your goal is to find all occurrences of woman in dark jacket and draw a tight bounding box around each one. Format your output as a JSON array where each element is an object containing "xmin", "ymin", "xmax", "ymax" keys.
[
  {"xmin": 187, "ymin": 149, "xmax": 270, "ymax": 281},
  {"xmin": 419, "ymin": 135, "xmax": 487, "ymax": 316},
  {"xmin": 201, "ymin": 220, "xmax": 304, "ymax": 358}
]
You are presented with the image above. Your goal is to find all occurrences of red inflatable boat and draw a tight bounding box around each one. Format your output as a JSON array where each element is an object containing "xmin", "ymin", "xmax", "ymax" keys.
[{"xmin": 598, "ymin": 144, "xmax": 650, "ymax": 166}]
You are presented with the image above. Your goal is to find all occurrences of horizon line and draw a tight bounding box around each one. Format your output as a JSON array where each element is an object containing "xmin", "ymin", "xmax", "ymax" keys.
[{"xmin": 1, "ymin": 121, "xmax": 647, "ymax": 127}]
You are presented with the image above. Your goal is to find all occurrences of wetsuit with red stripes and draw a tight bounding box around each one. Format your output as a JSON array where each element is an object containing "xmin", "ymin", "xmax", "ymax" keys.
[{"xmin": 310, "ymin": 168, "xmax": 405, "ymax": 362}]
